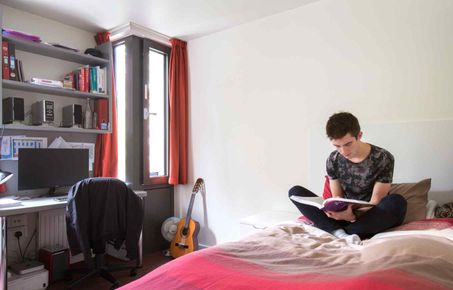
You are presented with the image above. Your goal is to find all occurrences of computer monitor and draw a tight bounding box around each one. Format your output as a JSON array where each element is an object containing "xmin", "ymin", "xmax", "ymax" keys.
[{"xmin": 18, "ymin": 148, "xmax": 89, "ymax": 194}]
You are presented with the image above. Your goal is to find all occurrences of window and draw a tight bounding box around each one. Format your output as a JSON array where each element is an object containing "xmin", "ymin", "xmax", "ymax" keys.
[
  {"xmin": 113, "ymin": 37, "xmax": 170, "ymax": 186},
  {"xmin": 114, "ymin": 42, "xmax": 127, "ymax": 181},
  {"xmin": 143, "ymin": 40, "xmax": 170, "ymax": 184}
]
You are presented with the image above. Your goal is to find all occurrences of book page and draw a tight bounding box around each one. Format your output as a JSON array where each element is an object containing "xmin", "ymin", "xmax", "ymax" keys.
[
  {"xmin": 322, "ymin": 197, "xmax": 374, "ymax": 206},
  {"xmin": 321, "ymin": 198, "xmax": 374, "ymax": 212},
  {"xmin": 289, "ymin": 196, "xmax": 323, "ymax": 209}
]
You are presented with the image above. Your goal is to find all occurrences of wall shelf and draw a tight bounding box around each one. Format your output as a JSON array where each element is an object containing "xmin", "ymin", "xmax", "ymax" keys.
[
  {"xmin": 2, "ymin": 79, "xmax": 109, "ymax": 100},
  {"xmin": 3, "ymin": 123, "xmax": 110, "ymax": 134},
  {"xmin": 2, "ymin": 35, "xmax": 110, "ymax": 66},
  {"xmin": 1, "ymin": 28, "xmax": 113, "ymax": 134}
]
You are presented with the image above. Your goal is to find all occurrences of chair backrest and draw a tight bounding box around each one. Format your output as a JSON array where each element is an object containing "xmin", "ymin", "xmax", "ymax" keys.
[{"xmin": 66, "ymin": 177, "xmax": 143, "ymax": 262}]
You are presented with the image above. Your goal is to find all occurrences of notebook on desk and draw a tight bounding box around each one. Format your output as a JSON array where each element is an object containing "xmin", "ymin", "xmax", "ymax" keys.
[{"xmin": 0, "ymin": 198, "xmax": 23, "ymax": 208}]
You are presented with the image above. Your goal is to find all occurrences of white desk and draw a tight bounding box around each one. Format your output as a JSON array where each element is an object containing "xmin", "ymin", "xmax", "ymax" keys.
[{"xmin": 0, "ymin": 191, "xmax": 147, "ymax": 289}]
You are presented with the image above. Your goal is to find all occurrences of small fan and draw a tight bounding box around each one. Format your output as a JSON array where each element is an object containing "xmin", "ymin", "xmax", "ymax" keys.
[{"xmin": 161, "ymin": 217, "xmax": 181, "ymax": 242}]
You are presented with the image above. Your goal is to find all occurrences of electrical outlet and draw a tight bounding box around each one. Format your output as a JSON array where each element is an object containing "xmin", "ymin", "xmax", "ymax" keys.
[
  {"xmin": 7, "ymin": 225, "xmax": 28, "ymax": 238},
  {"xmin": 7, "ymin": 214, "xmax": 27, "ymax": 228},
  {"xmin": 7, "ymin": 226, "xmax": 26, "ymax": 264}
]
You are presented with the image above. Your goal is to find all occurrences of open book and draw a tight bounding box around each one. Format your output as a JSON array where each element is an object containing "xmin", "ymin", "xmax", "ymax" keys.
[{"xmin": 290, "ymin": 196, "xmax": 374, "ymax": 212}]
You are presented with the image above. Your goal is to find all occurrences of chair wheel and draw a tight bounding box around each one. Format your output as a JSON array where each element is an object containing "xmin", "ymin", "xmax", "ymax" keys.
[{"xmin": 130, "ymin": 268, "xmax": 137, "ymax": 276}]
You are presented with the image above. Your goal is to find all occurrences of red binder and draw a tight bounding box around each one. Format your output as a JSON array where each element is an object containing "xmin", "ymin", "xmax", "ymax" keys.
[
  {"xmin": 8, "ymin": 42, "xmax": 18, "ymax": 81},
  {"xmin": 2, "ymin": 41, "xmax": 10, "ymax": 80}
]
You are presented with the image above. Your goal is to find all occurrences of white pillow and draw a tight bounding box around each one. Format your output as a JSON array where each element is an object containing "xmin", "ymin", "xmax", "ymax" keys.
[{"xmin": 425, "ymin": 199, "xmax": 438, "ymax": 219}]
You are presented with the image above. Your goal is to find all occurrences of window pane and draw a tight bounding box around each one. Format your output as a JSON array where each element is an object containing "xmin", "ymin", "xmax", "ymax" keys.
[
  {"xmin": 114, "ymin": 44, "xmax": 126, "ymax": 181},
  {"xmin": 147, "ymin": 48, "xmax": 167, "ymax": 177}
]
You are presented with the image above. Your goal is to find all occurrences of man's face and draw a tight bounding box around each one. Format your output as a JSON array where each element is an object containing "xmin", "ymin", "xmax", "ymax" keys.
[{"xmin": 331, "ymin": 132, "xmax": 362, "ymax": 160}]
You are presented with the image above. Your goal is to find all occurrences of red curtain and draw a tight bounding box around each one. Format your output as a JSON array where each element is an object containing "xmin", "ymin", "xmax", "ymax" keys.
[
  {"xmin": 93, "ymin": 32, "xmax": 118, "ymax": 177},
  {"xmin": 168, "ymin": 39, "xmax": 188, "ymax": 185}
]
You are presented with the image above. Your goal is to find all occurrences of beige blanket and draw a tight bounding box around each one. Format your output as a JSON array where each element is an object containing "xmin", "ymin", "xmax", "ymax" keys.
[{"xmin": 121, "ymin": 222, "xmax": 453, "ymax": 290}]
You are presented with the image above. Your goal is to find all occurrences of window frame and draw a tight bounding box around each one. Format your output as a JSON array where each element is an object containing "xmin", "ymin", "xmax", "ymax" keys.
[
  {"xmin": 112, "ymin": 36, "xmax": 171, "ymax": 189},
  {"xmin": 142, "ymin": 39, "xmax": 171, "ymax": 186}
]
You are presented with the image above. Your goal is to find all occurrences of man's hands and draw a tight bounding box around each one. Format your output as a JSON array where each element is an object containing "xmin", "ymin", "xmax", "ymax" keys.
[{"xmin": 325, "ymin": 204, "xmax": 356, "ymax": 221}]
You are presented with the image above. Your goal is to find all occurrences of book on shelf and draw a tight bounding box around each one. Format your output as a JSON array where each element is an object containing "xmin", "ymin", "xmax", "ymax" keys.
[
  {"xmin": 2, "ymin": 40, "xmax": 21, "ymax": 81},
  {"xmin": 2, "ymin": 28, "xmax": 41, "ymax": 42},
  {"xmin": 66, "ymin": 65, "xmax": 106, "ymax": 94},
  {"xmin": 90, "ymin": 66, "xmax": 97, "ymax": 93},
  {"xmin": 83, "ymin": 66, "xmax": 89, "ymax": 92},
  {"xmin": 290, "ymin": 195, "xmax": 374, "ymax": 212},
  {"xmin": 2, "ymin": 41, "xmax": 9, "ymax": 80},
  {"xmin": 91, "ymin": 66, "xmax": 107, "ymax": 94},
  {"xmin": 78, "ymin": 66, "xmax": 84, "ymax": 92},
  {"xmin": 8, "ymin": 42, "xmax": 18, "ymax": 81},
  {"xmin": 30, "ymin": 77, "xmax": 63, "ymax": 88},
  {"xmin": 98, "ymin": 66, "xmax": 106, "ymax": 94},
  {"xmin": 72, "ymin": 70, "xmax": 79, "ymax": 90},
  {"xmin": 73, "ymin": 66, "xmax": 89, "ymax": 92},
  {"xmin": 16, "ymin": 59, "xmax": 25, "ymax": 82},
  {"xmin": 63, "ymin": 72, "xmax": 74, "ymax": 90}
]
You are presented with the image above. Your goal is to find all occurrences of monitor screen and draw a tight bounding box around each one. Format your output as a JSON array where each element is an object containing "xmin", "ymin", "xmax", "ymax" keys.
[{"xmin": 18, "ymin": 148, "xmax": 89, "ymax": 191}]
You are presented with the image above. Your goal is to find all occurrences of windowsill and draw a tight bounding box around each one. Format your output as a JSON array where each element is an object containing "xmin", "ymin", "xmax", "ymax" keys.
[
  {"xmin": 142, "ymin": 175, "xmax": 170, "ymax": 188},
  {"xmin": 142, "ymin": 183, "xmax": 173, "ymax": 190}
]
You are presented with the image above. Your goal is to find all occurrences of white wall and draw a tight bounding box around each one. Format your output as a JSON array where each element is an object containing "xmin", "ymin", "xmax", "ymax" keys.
[
  {"xmin": 2, "ymin": 5, "xmax": 95, "ymax": 50},
  {"xmin": 181, "ymin": 0, "xmax": 453, "ymax": 246}
]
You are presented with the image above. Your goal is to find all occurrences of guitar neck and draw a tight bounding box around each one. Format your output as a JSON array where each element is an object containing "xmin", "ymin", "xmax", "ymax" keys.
[
  {"xmin": 183, "ymin": 193, "xmax": 197, "ymax": 229},
  {"xmin": 181, "ymin": 178, "xmax": 204, "ymax": 232}
]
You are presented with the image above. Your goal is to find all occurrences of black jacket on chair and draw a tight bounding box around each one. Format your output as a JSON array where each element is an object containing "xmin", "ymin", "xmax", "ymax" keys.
[{"xmin": 66, "ymin": 178, "xmax": 144, "ymax": 263}]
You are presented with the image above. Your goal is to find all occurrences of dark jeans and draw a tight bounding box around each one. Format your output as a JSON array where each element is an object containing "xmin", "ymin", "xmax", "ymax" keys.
[{"xmin": 288, "ymin": 185, "xmax": 407, "ymax": 239}]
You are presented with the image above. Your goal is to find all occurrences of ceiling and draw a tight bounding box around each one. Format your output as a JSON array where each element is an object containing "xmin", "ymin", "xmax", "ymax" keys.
[{"xmin": 0, "ymin": 0, "xmax": 319, "ymax": 40}]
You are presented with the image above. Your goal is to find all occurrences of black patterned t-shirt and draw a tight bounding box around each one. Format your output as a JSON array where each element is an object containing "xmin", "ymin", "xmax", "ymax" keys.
[{"xmin": 326, "ymin": 144, "xmax": 394, "ymax": 201}]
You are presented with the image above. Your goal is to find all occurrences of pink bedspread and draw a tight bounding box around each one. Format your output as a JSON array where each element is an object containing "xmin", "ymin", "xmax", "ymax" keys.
[{"xmin": 120, "ymin": 220, "xmax": 453, "ymax": 290}]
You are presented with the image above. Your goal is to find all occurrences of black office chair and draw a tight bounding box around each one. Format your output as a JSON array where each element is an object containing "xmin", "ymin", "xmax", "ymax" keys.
[{"xmin": 65, "ymin": 177, "xmax": 144, "ymax": 289}]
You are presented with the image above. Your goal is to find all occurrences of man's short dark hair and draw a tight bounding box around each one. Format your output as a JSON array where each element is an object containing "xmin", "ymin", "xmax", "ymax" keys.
[{"xmin": 326, "ymin": 112, "xmax": 361, "ymax": 139}]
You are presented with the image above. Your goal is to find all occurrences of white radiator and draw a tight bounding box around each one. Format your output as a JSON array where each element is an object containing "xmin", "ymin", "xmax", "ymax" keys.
[
  {"xmin": 38, "ymin": 208, "xmax": 68, "ymax": 250},
  {"xmin": 38, "ymin": 208, "xmax": 83, "ymax": 264}
]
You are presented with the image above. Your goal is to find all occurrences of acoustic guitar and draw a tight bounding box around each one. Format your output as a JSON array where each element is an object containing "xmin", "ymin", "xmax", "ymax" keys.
[{"xmin": 170, "ymin": 178, "xmax": 204, "ymax": 258}]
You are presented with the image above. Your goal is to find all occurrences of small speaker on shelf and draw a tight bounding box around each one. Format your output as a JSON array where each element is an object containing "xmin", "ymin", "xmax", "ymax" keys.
[
  {"xmin": 62, "ymin": 104, "xmax": 82, "ymax": 127},
  {"xmin": 31, "ymin": 100, "xmax": 54, "ymax": 125},
  {"xmin": 2, "ymin": 97, "xmax": 25, "ymax": 124}
]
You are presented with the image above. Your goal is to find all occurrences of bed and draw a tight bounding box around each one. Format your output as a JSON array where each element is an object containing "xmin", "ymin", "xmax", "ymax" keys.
[
  {"xmin": 119, "ymin": 217, "xmax": 453, "ymax": 290},
  {"xmin": 119, "ymin": 117, "xmax": 453, "ymax": 290},
  {"xmin": 118, "ymin": 177, "xmax": 453, "ymax": 290}
]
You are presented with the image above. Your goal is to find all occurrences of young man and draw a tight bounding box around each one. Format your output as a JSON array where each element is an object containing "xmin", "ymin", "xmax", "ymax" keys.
[{"xmin": 289, "ymin": 112, "xmax": 407, "ymax": 242}]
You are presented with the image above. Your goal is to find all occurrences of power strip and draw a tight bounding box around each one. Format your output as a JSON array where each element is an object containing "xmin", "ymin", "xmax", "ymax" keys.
[
  {"xmin": 8, "ymin": 269, "xmax": 48, "ymax": 290},
  {"xmin": 10, "ymin": 260, "xmax": 44, "ymax": 275}
]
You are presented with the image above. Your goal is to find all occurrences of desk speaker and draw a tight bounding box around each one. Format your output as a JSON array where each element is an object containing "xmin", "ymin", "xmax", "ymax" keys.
[
  {"xmin": 31, "ymin": 100, "xmax": 54, "ymax": 125},
  {"xmin": 62, "ymin": 104, "xmax": 82, "ymax": 127},
  {"xmin": 2, "ymin": 97, "xmax": 24, "ymax": 124}
]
